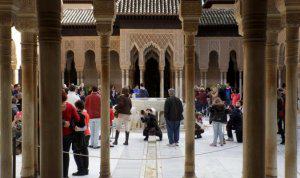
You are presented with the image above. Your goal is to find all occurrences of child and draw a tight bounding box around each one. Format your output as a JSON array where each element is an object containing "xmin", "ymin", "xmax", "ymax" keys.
[
  {"xmin": 226, "ymin": 101, "xmax": 243, "ymax": 143},
  {"xmin": 195, "ymin": 112, "xmax": 204, "ymax": 139},
  {"xmin": 141, "ymin": 109, "xmax": 162, "ymax": 141}
]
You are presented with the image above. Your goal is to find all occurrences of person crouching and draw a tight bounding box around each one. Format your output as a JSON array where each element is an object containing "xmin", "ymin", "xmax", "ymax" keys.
[
  {"xmin": 195, "ymin": 112, "xmax": 204, "ymax": 139},
  {"xmin": 141, "ymin": 109, "xmax": 162, "ymax": 141},
  {"xmin": 72, "ymin": 100, "xmax": 89, "ymax": 176}
]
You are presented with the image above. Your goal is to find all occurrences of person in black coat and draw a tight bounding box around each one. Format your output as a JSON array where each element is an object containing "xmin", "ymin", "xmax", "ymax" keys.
[
  {"xmin": 141, "ymin": 109, "xmax": 162, "ymax": 141},
  {"xmin": 226, "ymin": 101, "xmax": 243, "ymax": 143},
  {"xmin": 164, "ymin": 88, "xmax": 183, "ymax": 146}
]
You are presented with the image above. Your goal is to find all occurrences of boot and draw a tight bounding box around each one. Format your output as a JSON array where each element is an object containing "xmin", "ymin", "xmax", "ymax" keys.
[
  {"xmin": 123, "ymin": 131, "xmax": 129, "ymax": 145},
  {"xmin": 113, "ymin": 130, "xmax": 119, "ymax": 145}
]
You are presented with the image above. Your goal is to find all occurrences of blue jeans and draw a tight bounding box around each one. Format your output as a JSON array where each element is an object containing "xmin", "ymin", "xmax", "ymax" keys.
[
  {"xmin": 89, "ymin": 118, "xmax": 101, "ymax": 148},
  {"xmin": 212, "ymin": 121, "xmax": 224, "ymax": 145},
  {"xmin": 166, "ymin": 120, "xmax": 181, "ymax": 144}
]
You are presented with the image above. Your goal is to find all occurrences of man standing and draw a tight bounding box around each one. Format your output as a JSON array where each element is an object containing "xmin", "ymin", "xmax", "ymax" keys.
[
  {"xmin": 85, "ymin": 86, "xmax": 101, "ymax": 149},
  {"xmin": 67, "ymin": 84, "xmax": 80, "ymax": 106},
  {"xmin": 164, "ymin": 88, "xmax": 183, "ymax": 147}
]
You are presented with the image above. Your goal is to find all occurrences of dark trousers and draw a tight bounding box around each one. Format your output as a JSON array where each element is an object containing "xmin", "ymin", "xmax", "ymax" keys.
[
  {"xmin": 226, "ymin": 122, "xmax": 234, "ymax": 139},
  {"xmin": 63, "ymin": 134, "xmax": 73, "ymax": 177},
  {"xmin": 143, "ymin": 127, "xmax": 162, "ymax": 140},
  {"xmin": 73, "ymin": 135, "xmax": 90, "ymax": 173},
  {"xmin": 166, "ymin": 120, "xmax": 181, "ymax": 144}
]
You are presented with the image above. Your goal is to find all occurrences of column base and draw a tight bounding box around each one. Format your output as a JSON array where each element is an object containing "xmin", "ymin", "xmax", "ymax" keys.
[
  {"xmin": 99, "ymin": 173, "xmax": 112, "ymax": 178},
  {"xmin": 21, "ymin": 175, "xmax": 35, "ymax": 178},
  {"xmin": 183, "ymin": 173, "xmax": 197, "ymax": 178}
]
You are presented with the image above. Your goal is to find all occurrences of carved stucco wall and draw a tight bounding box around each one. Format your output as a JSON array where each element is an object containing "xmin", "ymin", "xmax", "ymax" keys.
[
  {"xmin": 61, "ymin": 36, "xmax": 120, "ymax": 72},
  {"xmin": 120, "ymin": 29, "xmax": 184, "ymax": 70},
  {"xmin": 196, "ymin": 37, "xmax": 243, "ymax": 72}
]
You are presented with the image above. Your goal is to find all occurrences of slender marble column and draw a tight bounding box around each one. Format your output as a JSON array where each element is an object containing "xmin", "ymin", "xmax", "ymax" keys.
[
  {"xmin": 285, "ymin": 25, "xmax": 299, "ymax": 178},
  {"xmin": 200, "ymin": 72, "xmax": 203, "ymax": 86},
  {"xmin": 239, "ymin": 71, "xmax": 242, "ymax": 95},
  {"xmin": 121, "ymin": 69, "xmax": 125, "ymax": 88},
  {"xmin": 265, "ymin": 30, "xmax": 279, "ymax": 178},
  {"xmin": 242, "ymin": 0, "xmax": 267, "ymax": 177},
  {"xmin": 179, "ymin": 69, "xmax": 183, "ymax": 99},
  {"xmin": 140, "ymin": 67, "xmax": 144, "ymax": 84},
  {"xmin": 126, "ymin": 69, "xmax": 129, "ymax": 87},
  {"xmin": 204, "ymin": 72, "xmax": 207, "ymax": 88},
  {"xmin": 175, "ymin": 70, "xmax": 178, "ymax": 97},
  {"xmin": 160, "ymin": 69, "xmax": 164, "ymax": 98},
  {"xmin": 220, "ymin": 72, "xmax": 223, "ymax": 84},
  {"xmin": 0, "ymin": 15, "xmax": 13, "ymax": 178},
  {"xmin": 100, "ymin": 34, "xmax": 111, "ymax": 178},
  {"xmin": 183, "ymin": 33, "xmax": 197, "ymax": 178},
  {"xmin": 223, "ymin": 72, "xmax": 227, "ymax": 84},
  {"xmin": 62, "ymin": 71, "xmax": 64, "ymax": 85},
  {"xmin": 278, "ymin": 67, "xmax": 281, "ymax": 88},
  {"xmin": 21, "ymin": 32, "xmax": 36, "ymax": 178},
  {"xmin": 37, "ymin": 0, "xmax": 62, "ymax": 177}
]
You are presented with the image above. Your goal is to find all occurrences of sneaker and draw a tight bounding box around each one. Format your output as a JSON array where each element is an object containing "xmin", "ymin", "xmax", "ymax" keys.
[
  {"xmin": 226, "ymin": 138, "xmax": 234, "ymax": 141},
  {"xmin": 93, "ymin": 146, "xmax": 100, "ymax": 149},
  {"xmin": 220, "ymin": 143, "xmax": 224, "ymax": 146},
  {"xmin": 175, "ymin": 142, "xmax": 179, "ymax": 146},
  {"xmin": 209, "ymin": 143, "xmax": 217, "ymax": 147},
  {"xmin": 110, "ymin": 143, "xmax": 114, "ymax": 147},
  {"xmin": 167, "ymin": 143, "xmax": 176, "ymax": 147}
]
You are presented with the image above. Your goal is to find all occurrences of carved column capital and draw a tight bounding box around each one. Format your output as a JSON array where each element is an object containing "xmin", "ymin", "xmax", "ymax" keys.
[
  {"xmin": 179, "ymin": 0, "xmax": 202, "ymax": 34},
  {"xmin": 15, "ymin": 0, "xmax": 37, "ymax": 32}
]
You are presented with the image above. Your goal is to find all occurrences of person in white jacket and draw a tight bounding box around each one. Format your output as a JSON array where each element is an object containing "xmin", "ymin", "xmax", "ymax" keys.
[{"xmin": 67, "ymin": 84, "xmax": 81, "ymax": 106}]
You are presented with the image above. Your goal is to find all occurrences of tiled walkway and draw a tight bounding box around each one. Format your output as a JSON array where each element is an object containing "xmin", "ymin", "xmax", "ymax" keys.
[{"xmin": 16, "ymin": 119, "xmax": 300, "ymax": 178}]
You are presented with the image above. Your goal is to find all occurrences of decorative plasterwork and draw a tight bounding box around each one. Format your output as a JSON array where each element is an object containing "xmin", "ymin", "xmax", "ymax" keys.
[
  {"xmin": 84, "ymin": 40, "xmax": 96, "ymax": 51},
  {"xmin": 129, "ymin": 33, "xmax": 175, "ymax": 51},
  {"xmin": 110, "ymin": 36, "xmax": 120, "ymax": 54},
  {"xmin": 64, "ymin": 40, "xmax": 75, "ymax": 50}
]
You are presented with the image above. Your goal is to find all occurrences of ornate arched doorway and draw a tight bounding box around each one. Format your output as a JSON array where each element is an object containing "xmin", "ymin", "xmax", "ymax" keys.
[
  {"xmin": 207, "ymin": 51, "xmax": 220, "ymax": 87},
  {"xmin": 130, "ymin": 46, "xmax": 140, "ymax": 87},
  {"xmin": 64, "ymin": 50, "xmax": 77, "ymax": 85},
  {"xmin": 83, "ymin": 50, "xmax": 98, "ymax": 87},
  {"xmin": 110, "ymin": 51, "xmax": 122, "ymax": 91},
  {"xmin": 144, "ymin": 50, "xmax": 160, "ymax": 97},
  {"xmin": 227, "ymin": 50, "xmax": 239, "ymax": 89}
]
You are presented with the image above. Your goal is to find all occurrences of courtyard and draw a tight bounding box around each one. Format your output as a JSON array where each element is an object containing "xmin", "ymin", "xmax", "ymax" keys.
[{"xmin": 16, "ymin": 118, "xmax": 300, "ymax": 178}]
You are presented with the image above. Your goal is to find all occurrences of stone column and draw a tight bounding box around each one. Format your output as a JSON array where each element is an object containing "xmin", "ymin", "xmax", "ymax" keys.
[
  {"xmin": 223, "ymin": 72, "xmax": 227, "ymax": 84},
  {"xmin": 20, "ymin": 32, "xmax": 37, "ymax": 178},
  {"xmin": 220, "ymin": 72, "xmax": 223, "ymax": 84},
  {"xmin": 180, "ymin": 0, "xmax": 201, "ymax": 177},
  {"xmin": 242, "ymin": 0, "xmax": 267, "ymax": 177},
  {"xmin": 239, "ymin": 71, "xmax": 243, "ymax": 94},
  {"xmin": 0, "ymin": 11, "xmax": 13, "ymax": 178},
  {"xmin": 179, "ymin": 69, "xmax": 183, "ymax": 99},
  {"xmin": 277, "ymin": 66, "xmax": 282, "ymax": 88},
  {"xmin": 175, "ymin": 70, "xmax": 178, "ymax": 97},
  {"xmin": 121, "ymin": 69, "xmax": 125, "ymax": 88},
  {"xmin": 61, "ymin": 71, "xmax": 64, "ymax": 85},
  {"xmin": 94, "ymin": 1, "xmax": 115, "ymax": 177},
  {"xmin": 126, "ymin": 69, "xmax": 129, "ymax": 87},
  {"xmin": 200, "ymin": 71, "xmax": 203, "ymax": 86},
  {"xmin": 140, "ymin": 66, "xmax": 145, "ymax": 84},
  {"xmin": 37, "ymin": 0, "xmax": 62, "ymax": 177},
  {"xmin": 285, "ymin": 25, "xmax": 299, "ymax": 178},
  {"xmin": 160, "ymin": 69, "xmax": 164, "ymax": 98},
  {"xmin": 265, "ymin": 7, "xmax": 281, "ymax": 177},
  {"xmin": 204, "ymin": 71, "xmax": 207, "ymax": 88}
]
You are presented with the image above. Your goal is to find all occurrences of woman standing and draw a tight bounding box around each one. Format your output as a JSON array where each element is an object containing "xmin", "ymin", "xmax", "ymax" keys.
[
  {"xmin": 208, "ymin": 97, "xmax": 228, "ymax": 146},
  {"xmin": 113, "ymin": 87, "xmax": 132, "ymax": 145}
]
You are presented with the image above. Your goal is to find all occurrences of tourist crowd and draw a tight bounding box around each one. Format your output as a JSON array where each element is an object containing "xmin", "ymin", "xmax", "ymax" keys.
[{"xmin": 10, "ymin": 81, "xmax": 286, "ymax": 177}]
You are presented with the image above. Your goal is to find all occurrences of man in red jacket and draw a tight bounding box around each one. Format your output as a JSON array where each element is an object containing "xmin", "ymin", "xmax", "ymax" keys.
[{"xmin": 85, "ymin": 86, "xmax": 101, "ymax": 149}]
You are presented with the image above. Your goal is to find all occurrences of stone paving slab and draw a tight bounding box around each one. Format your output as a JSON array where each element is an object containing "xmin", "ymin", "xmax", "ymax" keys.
[{"xmin": 15, "ymin": 122, "xmax": 300, "ymax": 178}]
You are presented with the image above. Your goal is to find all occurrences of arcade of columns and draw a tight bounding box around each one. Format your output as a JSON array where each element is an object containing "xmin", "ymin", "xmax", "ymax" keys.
[{"xmin": 0, "ymin": 0, "xmax": 299, "ymax": 178}]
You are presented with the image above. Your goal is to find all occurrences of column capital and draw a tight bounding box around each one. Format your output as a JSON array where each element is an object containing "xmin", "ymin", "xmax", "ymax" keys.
[
  {"xmin": 276, "ymin": 0, "xmax": 300, "ymax": 27},
  {"xmin": 179, "ymin": 0, "xmax": 202, "ymax": 33},
  {"xmin": 15, "ymin": 0, "xmax": 37, "ymax": 32},
  {"xmin": 94, "ymin": 0, "xmax": 116, "ymax": 36}
]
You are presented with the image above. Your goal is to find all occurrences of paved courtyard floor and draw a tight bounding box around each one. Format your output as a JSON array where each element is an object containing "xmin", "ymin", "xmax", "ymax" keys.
[{"xmin": 16, "ymin": 119, "xmax": 300, "ymax": 178}]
